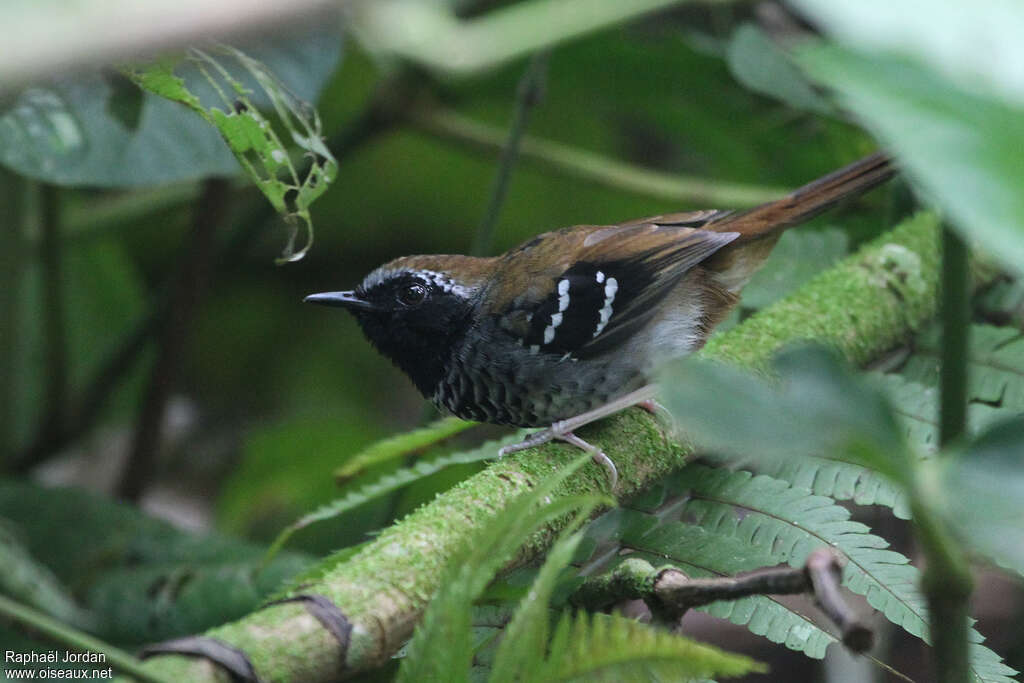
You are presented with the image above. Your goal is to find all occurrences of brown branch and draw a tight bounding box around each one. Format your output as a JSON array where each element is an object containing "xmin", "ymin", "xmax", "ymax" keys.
[
  {"xmin": 115, "ymin": 178, "xmax": 231, "ymax": 501},
  {"xmin": 574, "ymin": 548, "xmax": 873, "ymax": 653}
]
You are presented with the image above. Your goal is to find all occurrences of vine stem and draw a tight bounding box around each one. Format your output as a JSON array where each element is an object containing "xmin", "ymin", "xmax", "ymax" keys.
[
  {"xmin": 411, "ymin": 107, "xmax": 789, "ymax": 208},
  {"xmin": 472, "ymin": 51, "xmax": 549, "ymax": 256},
  {"xmin": 0, "ymin": 594, "xmax": 172, "ymax": 683},
  {"xmin": 0, "ymin": 168, "xmax": 27, "ymax": 469},
  {"xmin": 116, "ymin": 178, "xmax": 230, "ymax": 501},
  {"xmin": 920, "ymin": 224, "xmax": 972, "ymax": 683},
  {"xmin": 39, "ymin": 184, "xmax": 68, "ymax": 443}
]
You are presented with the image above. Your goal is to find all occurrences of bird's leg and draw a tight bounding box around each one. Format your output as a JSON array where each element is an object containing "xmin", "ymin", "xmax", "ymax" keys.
[
  {"xmin": 637, "ymin": 398, "xmax": 671, "ymax": 421},
  {"xmin": 497, "ymin": 384, "xmax": 659, "ymax": 489}
]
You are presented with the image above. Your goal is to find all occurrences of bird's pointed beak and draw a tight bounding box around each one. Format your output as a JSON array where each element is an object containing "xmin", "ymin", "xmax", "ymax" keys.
[{"xmin": 304, "ymin": 290, "xmax": 376, "ymax": 311}]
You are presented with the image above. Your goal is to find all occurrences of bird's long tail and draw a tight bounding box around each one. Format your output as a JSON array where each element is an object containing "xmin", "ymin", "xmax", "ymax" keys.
[{"xmin": 710, "ymin": 152, "xmax": 894, "ymax": 240}]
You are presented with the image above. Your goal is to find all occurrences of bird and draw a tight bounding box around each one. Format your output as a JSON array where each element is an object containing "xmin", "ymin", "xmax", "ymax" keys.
[{"xmin": 306, "ymin": 153, "xmax": 894, "ymax": 488}]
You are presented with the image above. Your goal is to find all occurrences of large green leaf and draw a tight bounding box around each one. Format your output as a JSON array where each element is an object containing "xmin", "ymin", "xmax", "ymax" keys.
[
  {"xmin": 725, "ymin": 23, "xmax": 833, "ymax": 116},
  {"xmin": 0, "ymin": 517, "xmax": 91, "ymax": 629},
  {"xmin": 791, "ymin": 0, "xmax": 1024, "ymax": 107},
  {"xmin": 659, "ymin": 346, "xmax": 908, "ymax": 483},
  {"xmin": 0, "ymin": 23, "xmax": 341, "ymax": 187},
  {"xmin": 764, "ymin": 323, "xmax": 1024, "ymax": 517},
  {"xmin": 0, "ymin": 480, "xmax": 310, "ymax": 645},
  {"xmin": 795, "ymin": 47, "xmax": 1024, "ymax": 275},
  {"xmin": 739, "ymin": 227, "xmax": 849, "ymax": 311},
  {"xmin": 944, "ymin": 417, "xmax": 1024, "ymax": 577}
]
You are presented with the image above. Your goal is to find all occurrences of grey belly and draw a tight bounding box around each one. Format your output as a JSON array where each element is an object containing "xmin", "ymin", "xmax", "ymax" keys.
[{"xmin": 432, "ymin": 336, "xmax": 645, "ymax": 427}]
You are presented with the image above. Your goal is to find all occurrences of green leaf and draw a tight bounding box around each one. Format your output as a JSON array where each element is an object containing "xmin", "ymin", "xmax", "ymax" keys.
[
  {"xmin": 0, "ymin": 479, "xmax": 310, "ymax": 644},
  {"xmin": 537, "ymin": 611, "xmax": 764, "ymax": 681},
  {"xmin": 790, "ymin": 0, "xmax": 1024, "ymax": 106},
  {"xmin": 764, "ymin": 323, "xmax": 1024, "ymax": 518},
  {"xmin": 944, "ymin": 417, "xmax": 1024, "ymax": 576},
  {"xmin": 0, "ymin": 23, "xmax": 341, "ymax": 187},
  {"xmin": 726, "ymin": 24, "xmax": 833, "ymax": 116},
  {"xmin": 659, "ymin": 346, "xmax": 908, "ymax": 483},
  {"xmin": 795, "ymin": 46, "xmax": 1024, "ymax": 275},
  {"xmin": 333, "ymin": 416, "xmax": 477, "ymax": 482},
  {"xmin": 0, "ymin": 518, "xmax": 91, "ymax": 630},
  {"xmin": 739, "ymin": 228, "xmax": 849, "ymax": 311}
]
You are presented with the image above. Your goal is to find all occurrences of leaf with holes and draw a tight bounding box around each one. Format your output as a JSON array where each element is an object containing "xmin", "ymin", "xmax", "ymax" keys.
[{"xmin": 127, "ymin": 45, "xmax": 338, "ymax": 263}]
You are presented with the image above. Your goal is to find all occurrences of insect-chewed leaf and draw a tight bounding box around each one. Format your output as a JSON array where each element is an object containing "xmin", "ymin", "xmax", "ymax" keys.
[{"xmin": 126, "ymin": 45, "xmax": 338, "ymax": 263}]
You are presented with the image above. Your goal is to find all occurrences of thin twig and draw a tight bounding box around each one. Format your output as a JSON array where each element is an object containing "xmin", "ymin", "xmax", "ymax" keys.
[
  {"xmin": 412, "ymin": 106, "xmax": 789, "ymax": 208},
  {"xmin": 115, "ymin": 178, "xmax": 231, "ymax": 501},
  {"xmin": 472, "ymin": 51, "xmax": 549, "ymax": 256},
  {"xmin": 0, "ymin": 169, "xmax": 27, "ymax": 468},
  {"xmin": 39, "ymin": 184, "xmax": 69, "ymax": 441},
  {"xmin": 573, "ymin": 548, "xmax": 873, "ymax": 653},
  {"xmin": 0, "ymin": 594, "xmax": 172, "ymax": 683}
]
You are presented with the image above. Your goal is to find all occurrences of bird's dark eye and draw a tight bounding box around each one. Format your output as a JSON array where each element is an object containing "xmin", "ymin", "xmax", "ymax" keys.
[{"xmin": 396, "ymin": 282, "xmax": 428, "ymax": 306}]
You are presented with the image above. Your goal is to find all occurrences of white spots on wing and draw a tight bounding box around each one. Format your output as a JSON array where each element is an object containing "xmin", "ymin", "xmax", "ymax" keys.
[
  {"xmin": 593, "ymin": 276, "xmax": 618, "ymax": 337},
  {"xmin": 595, "ymin": 270, "xmax": 605, "ymax": 284},
  {"xmin": 543, "ymin": 291, "xmax": 567, "ymax": 347},
  {"xmin": 557, "ymin": 278, "xmax": 570, "ymax": 312}
]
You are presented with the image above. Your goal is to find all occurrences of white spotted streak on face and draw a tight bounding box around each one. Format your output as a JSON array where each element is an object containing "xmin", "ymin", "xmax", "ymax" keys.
[{"xmin": 362, "ymin": 268, "xmax": 475, "ymax": 298}]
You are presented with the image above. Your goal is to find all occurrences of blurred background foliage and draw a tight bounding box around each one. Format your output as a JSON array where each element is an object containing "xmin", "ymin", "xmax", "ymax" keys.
[{"xmin": 1, "ymin": 0, "xmax": 1022, "ymax": 681}]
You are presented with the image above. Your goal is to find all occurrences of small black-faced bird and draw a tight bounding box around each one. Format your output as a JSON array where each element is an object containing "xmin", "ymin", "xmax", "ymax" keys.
[{"xmin": 307, "ymin": 153, "xmax": 894, "ymax": 487}]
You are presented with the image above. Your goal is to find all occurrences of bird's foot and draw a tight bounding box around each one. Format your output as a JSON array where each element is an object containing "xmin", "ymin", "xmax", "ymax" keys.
[{"xmin": 499, "ymin": 427, "xmax": 618, "ymax": 491}]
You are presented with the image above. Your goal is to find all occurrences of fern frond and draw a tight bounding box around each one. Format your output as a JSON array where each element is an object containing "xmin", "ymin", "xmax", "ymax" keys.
[
  {"xmin": 333, "ymin": 416, "xmax": 476, "ymax": 481},
  {"xmin": 875, "ymin": 372, "xmax": 1014, "ymax": 452},
  {"xmin": 763, "ymin": 455, "xmax": 911, "ymax": 519},
  {"xmin": 263, "ymin": 433, "xmax": 517, "ymax": 564},
  {"xmin": 397, "ymin": 454, "xmax": 607, "ymax": 683},
  {"xmin": 668, "ymin": 466, "xmax": 1017, "ymax": 683},
  {"xmin": 490, "ymin": 527, "xmax": 586, "ymax": 683},
  {"xmin": 901, "ymin": 324, "xmax": 1024, "ymax": 412},
  {"xmin": 534, "ymin": 611, "xmax": 764, "ymax": 682}
]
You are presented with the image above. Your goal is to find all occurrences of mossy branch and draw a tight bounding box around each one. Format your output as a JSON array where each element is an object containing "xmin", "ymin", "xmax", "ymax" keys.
[{"xmin": 132, "ymin": 212, "xmax": 946, "ymax": 683}]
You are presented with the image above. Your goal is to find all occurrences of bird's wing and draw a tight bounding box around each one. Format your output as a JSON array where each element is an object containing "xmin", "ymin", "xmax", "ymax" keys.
[{"xmin": 489, "ymin": 221, "xmax": 738, "ymax": 359}]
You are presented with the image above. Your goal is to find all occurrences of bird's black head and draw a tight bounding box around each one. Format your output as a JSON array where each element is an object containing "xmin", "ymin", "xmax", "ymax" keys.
[{"xmin": 306, "ymin": 262, "xmax": 479, "ymax": 397}]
